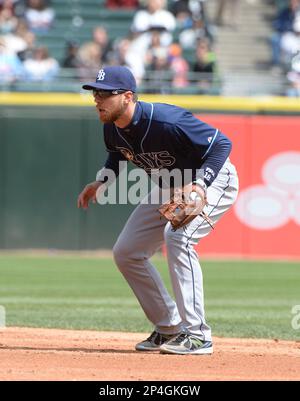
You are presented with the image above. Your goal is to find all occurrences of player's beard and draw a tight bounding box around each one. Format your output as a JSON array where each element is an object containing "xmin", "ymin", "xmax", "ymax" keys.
[{"xmin": 97, "ymin": 98, "xmax": 128, "ymax": 124}]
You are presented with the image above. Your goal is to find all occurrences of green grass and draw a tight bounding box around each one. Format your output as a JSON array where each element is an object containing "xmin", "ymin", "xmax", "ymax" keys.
[{"xmin": 0, "ymin": 254, "xmax": 299, "ymax": 340}]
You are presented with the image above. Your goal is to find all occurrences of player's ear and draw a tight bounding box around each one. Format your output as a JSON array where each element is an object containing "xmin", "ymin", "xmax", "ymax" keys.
[{"xmin": 124, "ymin": 91, "xmax": 134, "ymax": 103}]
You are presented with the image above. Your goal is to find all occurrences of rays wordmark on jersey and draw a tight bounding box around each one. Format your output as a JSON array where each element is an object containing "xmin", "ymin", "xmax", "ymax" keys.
[{"xmin": 118, "ymin": 147, "xmax": 176, "ymax": 172}]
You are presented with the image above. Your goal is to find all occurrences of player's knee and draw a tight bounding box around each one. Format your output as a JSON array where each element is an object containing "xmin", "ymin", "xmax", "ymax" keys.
[
  {"xmin": 113, "ymin": 241, "xmax": 128, "ymax": 266},
  {"xmin": 112, "ymin": 241, "xmax": 137, "ymax": 268}
]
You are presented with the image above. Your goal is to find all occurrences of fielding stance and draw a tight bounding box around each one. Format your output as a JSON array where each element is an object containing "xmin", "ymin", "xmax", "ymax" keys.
[{"xmin": 78, "ymin": 66, "xmax": 239, "ymax": 355}]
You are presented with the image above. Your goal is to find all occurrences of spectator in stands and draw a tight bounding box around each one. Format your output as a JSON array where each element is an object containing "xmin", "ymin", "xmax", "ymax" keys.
[
  {"xmin": 170, "ymin": 0, "xmax": 193, "ymax": 30},
  {"xmin": 145, "ymin": 29, "xmax": 167, "ymax": 66},
  {"xmin": 61, "ymin": 40, "xmax": 81, "ymax": 69},
  {"xmin": 145, "ymin": 45, "xmax": 171, "ymax": 93},
  {"xmin": 106, "ymin": 0, "xmax": 139, "ymax": 8},
  {"xmin": 129, "ymin": 0, "xmax": 176, "ymax": 81},
  {"xmin": 23, "ymin": 45, "xmax": 59, "ymax": 80},
  {"xmin": 110, "ymin": 37, "xmax": 145, "ymax": 84},
  {"xmin": 280, "ymin": 12, "xmax": 300, "ymax": 66},
  {"xmin": 77, "ymin": 42, "xmax": 103, "ymax": 80},
  {"xmin": 110, "ymin": 37, "xmax": 132, "ymax": 66},
  {"xmin": 214, "ymin": 0, "xmax": 240, "ymax": 27},
  {"xmin": 131, "ymin": 0, "xmax": 176, "ymax": 46},
  {"xmin": 0, "ymin": 0, "xmax": 14, "ymax": 8},
  {"xmin": 0, "ymin": 1, "xmax": 18, "ymax": 34},
  {"xmin": 1, "ymin": 19, "xmax": 35, "ymax": 60},
  {"xmin": 91, "ymin": 26, "xmax": 112, "ymax": 63},
  {"xmin": 0, "ymin": 36, "xmax": 24, "ymax": 82},
  {"xmin": 2, "ymin": 0, "xmax": 26, "ymax": 17},
  {"xmin": 25, "ymin": 0, "xmax": 55, "ymax": 33},
  {"xmin": 79, "ymin": 26, "xmax": 112, "ymax": 68},
  {"xmin": 270, "ymin": 0, "xmax": 300, "ymax": 67},
  {"xmin": 0, "ymin": 0, "xmax": 22, "ymax": 14},
  {"xmin": 171, "ymin": 0, "xmax": 210, "ymax": 29},
  {"xmin": 178, "ymin": 16, "xmax": 210, "ymax": 49},
  {"xmin": 171, "ymin": 0, "xmax": 215, "ymax": 45},
  {"xmin": 192, "ymin": 38, "xmax": 217, "ymax": 90},
  {"xmin": 168, "ymin": 42, "xmax": 189, "ymax": 88}
]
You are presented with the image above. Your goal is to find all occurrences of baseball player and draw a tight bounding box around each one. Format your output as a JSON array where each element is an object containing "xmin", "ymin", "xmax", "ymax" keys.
[{"xmin": 78, "ymin": 66, "xmax": 239, "ymax": 355}]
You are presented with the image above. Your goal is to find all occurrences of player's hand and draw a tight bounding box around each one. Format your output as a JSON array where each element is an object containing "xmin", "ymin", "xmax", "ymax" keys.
[{"xmin": 77, "ymin": 181, "xmax": 103, "ymax": 209}]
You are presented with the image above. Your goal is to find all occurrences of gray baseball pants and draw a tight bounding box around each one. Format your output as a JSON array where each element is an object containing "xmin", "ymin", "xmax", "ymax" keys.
[{"xmin": 113, "ymin": 159, "xmax": 239, "ymax": 341}]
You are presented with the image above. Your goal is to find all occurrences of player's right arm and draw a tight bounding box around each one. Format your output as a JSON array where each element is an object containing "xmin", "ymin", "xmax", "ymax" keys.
[
  {"xmin": 77, "ymin": 151, "xmax": 127, "ymax": 209},
  {"xmin": 77, "ymin": 181, "xmax": 103, "ymax": 209},
  {"xmin": 78, "ymin": 125, "xmax": 127, "ymax": 209}
]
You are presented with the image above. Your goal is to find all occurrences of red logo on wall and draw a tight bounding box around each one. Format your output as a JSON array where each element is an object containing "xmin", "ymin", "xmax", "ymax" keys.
[{"xmin": 235, "ymin": 151, "xmax": 300, "ymax": 230}]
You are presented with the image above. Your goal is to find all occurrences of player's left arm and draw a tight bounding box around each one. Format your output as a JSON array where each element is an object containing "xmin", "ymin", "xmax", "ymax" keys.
[
  {"xmin": 174, "ymin": 112, "xmax": 232, "ymax": 188},
  {"xmin": 198, "ymin": 137, "xmax": 232, "ymax": 187}
]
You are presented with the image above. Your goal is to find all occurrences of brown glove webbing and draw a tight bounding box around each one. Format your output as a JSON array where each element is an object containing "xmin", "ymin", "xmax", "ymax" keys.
[{"xmin": 158, "ymin": 185, "xmax": 214, "ymax": 231}]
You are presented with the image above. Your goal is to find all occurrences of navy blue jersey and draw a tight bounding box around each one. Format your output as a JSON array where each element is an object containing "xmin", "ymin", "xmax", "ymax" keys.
[{"xmin": 101, "ymin": 101, "xmax": 232, "ymax": 187}]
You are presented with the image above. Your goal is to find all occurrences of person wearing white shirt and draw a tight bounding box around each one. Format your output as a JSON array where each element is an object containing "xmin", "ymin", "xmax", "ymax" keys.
[
  {"xmin": 23, "ymin": 46, "xmax": 59, "ymax": 81},
  {"xmin": 129, "ymin": 0, "xmax": 177, "ymax": 81}
]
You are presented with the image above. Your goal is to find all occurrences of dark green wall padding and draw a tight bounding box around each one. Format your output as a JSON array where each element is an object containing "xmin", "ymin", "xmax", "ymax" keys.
[{"xmin": 0, "ymin": 106, "xmax": 135, "ymax": 249}]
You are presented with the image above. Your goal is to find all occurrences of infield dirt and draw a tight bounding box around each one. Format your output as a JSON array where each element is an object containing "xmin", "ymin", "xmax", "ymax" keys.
[{"xmin": 0, "ymin": 327, "xmax": 299, "ymax": 381}]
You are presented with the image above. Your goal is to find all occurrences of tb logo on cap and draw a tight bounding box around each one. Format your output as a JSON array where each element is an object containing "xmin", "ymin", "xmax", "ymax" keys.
[{"xmin": 97, "ymin": 69, "xmax": 106, "ymax": 81}]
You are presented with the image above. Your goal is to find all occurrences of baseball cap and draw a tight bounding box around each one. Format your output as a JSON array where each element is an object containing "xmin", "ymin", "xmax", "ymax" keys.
[{"xmin": 82, "ymin": 66, "xmax": 137, "ymax": 92}]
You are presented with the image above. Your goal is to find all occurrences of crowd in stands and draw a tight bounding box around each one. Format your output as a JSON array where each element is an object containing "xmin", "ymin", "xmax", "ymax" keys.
[
  {"xmin": 2, "ymin": 0, "xmax": 300, "ymax": 98},
  {"xmin": 3, "ymin": 0, "xmax": 300, "ymax": 96},
  {"xmin": 0, "ymin": 0, "xmax": 219, "ymax": 93},
  {"xmin": 270, "ymin": 0, "xmax": 300, "ymax": 96},
  {"xmin": 0, "ymin": 0, "xmax": 57, "ymax": 83}
]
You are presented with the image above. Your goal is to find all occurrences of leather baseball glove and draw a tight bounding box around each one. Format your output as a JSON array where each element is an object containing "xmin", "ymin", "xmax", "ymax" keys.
[{"xmin": 158, "ymin": 183, "xmax": 214, "ymax": 231}]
